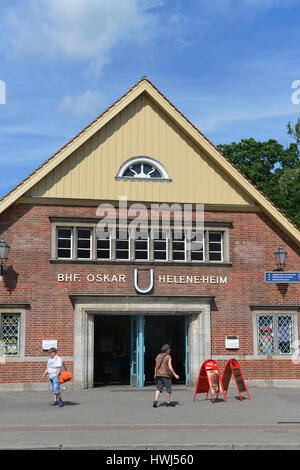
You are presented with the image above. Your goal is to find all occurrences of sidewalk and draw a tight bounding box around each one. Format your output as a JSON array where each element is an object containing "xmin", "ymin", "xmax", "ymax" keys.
[{"xmin": 1, "ymin": 385, "xmax": 300, "ymax": 449}]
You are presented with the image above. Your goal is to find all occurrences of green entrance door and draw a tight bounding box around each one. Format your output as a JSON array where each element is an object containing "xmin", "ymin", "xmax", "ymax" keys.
[{"xmin": 130, "ymin": 315, "xmax": 145, "ymax": 387}]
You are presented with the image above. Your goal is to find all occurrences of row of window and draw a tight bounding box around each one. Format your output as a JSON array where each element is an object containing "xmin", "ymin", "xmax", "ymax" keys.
[
  {"xmin": 0, "ymin": 313, "xmax": 294, "ymax": 357},
  {"xmin": 56, "ymin": 227, "xmax": 224, "ymax": 262}
]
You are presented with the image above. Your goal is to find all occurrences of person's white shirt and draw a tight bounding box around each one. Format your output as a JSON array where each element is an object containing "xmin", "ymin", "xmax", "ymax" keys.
[{"xmin": 47, "ymin": 355, "xmax": 63, "ymax": 379}]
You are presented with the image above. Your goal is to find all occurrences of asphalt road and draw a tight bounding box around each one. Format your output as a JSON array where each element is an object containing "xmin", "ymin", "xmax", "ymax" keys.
[{"xmin": 1, "ymin": 385, "xmax": 300, "ymax": 449}]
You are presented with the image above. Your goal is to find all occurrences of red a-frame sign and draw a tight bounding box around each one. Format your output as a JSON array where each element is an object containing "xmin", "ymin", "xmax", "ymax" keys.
[
  {"xmin": 222, "ymin": 358, "xmax": 250, "ymax": 401},
  {"xmin": 193, "ymin": 359, "xmax": 227, "ymax": 403}
]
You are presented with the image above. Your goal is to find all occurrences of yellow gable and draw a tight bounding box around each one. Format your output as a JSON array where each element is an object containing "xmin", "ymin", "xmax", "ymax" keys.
[
  {"xmin": 24, "ymin": 92, "xmax": 255, "ymax": 207},
  {"xmin": 1, "ymin": 78, "xmax": 299, "ymax": 246}
]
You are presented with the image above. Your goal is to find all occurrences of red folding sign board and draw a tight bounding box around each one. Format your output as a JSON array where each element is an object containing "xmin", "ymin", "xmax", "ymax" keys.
[
  {"xmin": 193, "ymin": 359, "xmax": 226, "ymax": 403},
  {"xmin": 222, "ymin": 358, "xmax": 250, "ymax": 401}
]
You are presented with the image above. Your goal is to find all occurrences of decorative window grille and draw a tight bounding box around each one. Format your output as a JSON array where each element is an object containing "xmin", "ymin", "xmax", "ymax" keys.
[
  {"xmin": 277, "ymin": 315, "xmax": 294, "ymax": 354},
  {"xmin": 1, "ymin": 314, "xmax": 20, "ymax": 356},
  {"xmin": 77, "ymin": 229, "xmax": 92, "ymax": 259},
  {"xmin": 123, "ymin": 162, "xmax": 162, "ymax": 179},
  {"xmin": 257, "ymin": 314, "xmax": 294, "ymax": 356},
  {"xmin": 116, "ymin": 156, "xmax": 171, "ymax": 181},
  {"xmin": 258, "ymin": 315, "xmax": 274, "ymax": 355},
  {"xmin": 57, "ymin": 228, "xmax": 72, "ymax": 259}
]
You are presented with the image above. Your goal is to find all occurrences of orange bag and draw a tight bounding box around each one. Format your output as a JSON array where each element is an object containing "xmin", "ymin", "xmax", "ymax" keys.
[
  {"xmin": 59, "ymin": 362, "xmax": 72, "ymax": 384},
  {"xmin": 59, "ymin": 370, "xmax": 72, "ymax": 384}
]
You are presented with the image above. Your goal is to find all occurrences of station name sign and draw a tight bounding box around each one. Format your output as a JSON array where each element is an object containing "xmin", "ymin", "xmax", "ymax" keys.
[
  {"xmin": 158, "ymin": 275, "xmax": 227, "ymax": 284},
  {"xmin": 57, "ymin": 271, "xmax": 228, "ymax": 285}
]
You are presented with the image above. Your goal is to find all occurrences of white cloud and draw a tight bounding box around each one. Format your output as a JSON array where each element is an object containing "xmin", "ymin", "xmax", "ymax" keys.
[
  {"xmin": 205, "ymin": 0, "xmax": 300, "ymax": 9},
  {"xmin": 190, "ymin": 0, "xmax": 300, "ymax": 28},
  {"xmin": 5, "ymin": 0, "xmax": 156, "ymax": 74},
  {"xmin": 59, "ymin": 90, "xmax": 105, "ymax": 117},
  {"xmin": 197, "ymin": 105, "xmax": 300, "ymax": 133}
]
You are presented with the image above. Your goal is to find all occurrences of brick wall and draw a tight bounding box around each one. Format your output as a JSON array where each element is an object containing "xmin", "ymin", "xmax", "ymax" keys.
[{"xmin": 0, "ymin": 202, "xmax": 299, "ymax": 384}]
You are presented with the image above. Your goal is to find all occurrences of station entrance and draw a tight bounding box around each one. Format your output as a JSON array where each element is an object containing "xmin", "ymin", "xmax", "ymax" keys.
[{"xmin": 93, "ymin": 314, "xmax": 188, "ymax": 387}]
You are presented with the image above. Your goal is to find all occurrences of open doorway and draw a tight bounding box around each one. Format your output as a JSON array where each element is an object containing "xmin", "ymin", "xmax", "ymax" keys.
[
  {"xmin": 94, "ymin": 315, "xmax": 130, "ymax": 386},
  {"xmin": 93, "ymin": 314, "xmax": 187, "ymax": 387},
  {"xmin": 144, "ymin": 315, "xmax": 186, "ymax": 384}
]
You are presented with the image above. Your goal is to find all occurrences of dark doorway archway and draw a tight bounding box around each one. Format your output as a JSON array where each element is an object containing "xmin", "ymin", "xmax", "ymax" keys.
[{"xmin": 144, "ymin": 315, "xmax": 186, "ymax": 384}]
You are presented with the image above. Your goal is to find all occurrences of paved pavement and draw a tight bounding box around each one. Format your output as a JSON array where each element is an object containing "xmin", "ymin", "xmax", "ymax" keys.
[{"xmin": 1, "ymin": 384, "xmax": 300, "ymax": 449}]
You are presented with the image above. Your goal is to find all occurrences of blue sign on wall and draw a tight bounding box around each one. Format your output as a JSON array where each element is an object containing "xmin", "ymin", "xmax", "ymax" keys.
[{"xmin": 265, "ymin": 272, "xmax": 300, "ymax": 283}]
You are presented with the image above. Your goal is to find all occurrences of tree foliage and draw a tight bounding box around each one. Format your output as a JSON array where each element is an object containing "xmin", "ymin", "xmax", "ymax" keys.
[
  {"xmin": 287, "ymin": 117, "xmax": 300, "ymax": 146},
  {"xmin": 217, "ymin": 137, "xmax": 300, "ymax": 228}
]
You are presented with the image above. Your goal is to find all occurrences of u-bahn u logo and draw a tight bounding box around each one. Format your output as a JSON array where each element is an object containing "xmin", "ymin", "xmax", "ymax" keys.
[{"xmin": 133, "ymin": 268, "xmax": 154, "ymax": 294}]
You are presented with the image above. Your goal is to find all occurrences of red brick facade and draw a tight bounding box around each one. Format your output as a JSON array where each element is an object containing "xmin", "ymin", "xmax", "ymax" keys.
[{"xmin": 0, "ymin": 202, "xmax": 300, "ymax": 386}]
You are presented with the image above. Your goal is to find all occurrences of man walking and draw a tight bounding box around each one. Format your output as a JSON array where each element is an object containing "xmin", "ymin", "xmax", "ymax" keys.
[
  {"xmin": 42, "ymin": 347, "xmax": 64, "ymax": 407},
  {"xmin": 153, "ymin": 344, "xmax": 179, "ymax": 408}
]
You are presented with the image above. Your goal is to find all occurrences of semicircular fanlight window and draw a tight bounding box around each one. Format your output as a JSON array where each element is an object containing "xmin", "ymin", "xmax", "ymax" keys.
[{"xmin": 116, "ymin": 157, "xmax": 170, "ymax": 181}]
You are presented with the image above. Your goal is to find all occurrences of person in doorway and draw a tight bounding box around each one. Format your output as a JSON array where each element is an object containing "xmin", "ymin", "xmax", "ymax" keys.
[
  {"xmin": 153, "ymin": 344, "xmax": 179, "ymax": 408},
  {"xmin": 41, "ymin": 347, "xmax": 64, "ymax": 407},
  {"xmin": 112, "ymin": 345, "xmax": 127, "ymax": 382}
]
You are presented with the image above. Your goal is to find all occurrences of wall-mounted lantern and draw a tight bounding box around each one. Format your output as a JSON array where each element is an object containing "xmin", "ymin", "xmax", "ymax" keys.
[
  {"xmin": 274, "ymin": 245, "xmax": 287, "ymax": 271},
  {"xmin": 0, "ymin": 238, "xmax": 10, "ymax": 279}
]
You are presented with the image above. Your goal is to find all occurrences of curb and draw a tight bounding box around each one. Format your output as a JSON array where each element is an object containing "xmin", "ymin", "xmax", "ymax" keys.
[{"xmin": 1, "ymin": 443, "xmax": 300, "ymax": 450}]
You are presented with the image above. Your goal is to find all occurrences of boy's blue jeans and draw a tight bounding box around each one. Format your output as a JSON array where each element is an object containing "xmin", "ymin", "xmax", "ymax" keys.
[{"xmin": 49, "ymin": 375, "xmax": 60, "ymax": 395}]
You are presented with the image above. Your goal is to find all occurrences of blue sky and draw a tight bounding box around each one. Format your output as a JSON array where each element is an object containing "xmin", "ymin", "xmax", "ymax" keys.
[{"xmin": 0, "ymin": 0, "xmax": 300, "ymax": 198}]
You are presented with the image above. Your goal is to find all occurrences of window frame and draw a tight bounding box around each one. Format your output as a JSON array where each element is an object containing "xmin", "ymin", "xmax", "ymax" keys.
[
  {"xmin": 171, "ymin": 230, "xmax": 187, "ymax": 262},
  {"xmin": 96, "ymin": 230, "xmax": 112, "ymax": 260},
  {"xmin": 133, "ymin": 233, "xmax": 150, "ymax": 261},
  {"xmin": 116, "ymin": 156, "xmax": 171, "ymax": 182},
  {"xmin": 208, "ymin": 231, "xmax": 224, "ymax": 263},
  {"xmin": 153, "ymin": 231, "xmax": 169, "ymax": 262},
  {"xmin": 190, "ymin": 231, "xmax": 205, "ymax": 263},
  {"xmin": 56, "ymin": 227, "xmax": 73, "ymax": 260},
  {"xmin": 76, "ymin": 227, "xmax": 93, "ymax": 260},
  {"xmin": 115, "ymin": 228, "xmax": 131, "ymax": 261},
  {"xmin": 253, "ymin": 310, "xmax": 297, "ymax": 358},
  {"xmin": 51, "ymin": 219, "xmax": 231, "ymax": 264},
  {"xmin": 0, "ymin": 308, "xmax": 26, "ymax": 359}
]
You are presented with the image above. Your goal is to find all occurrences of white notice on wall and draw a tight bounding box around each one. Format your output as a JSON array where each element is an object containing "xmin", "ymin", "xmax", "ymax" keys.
[
  {"xmin": 225, "ymin": 336, "xmax": 239, "ymax": 349},
  {"xmin": 42, "ymin": 340, "xmax": 58, "ymax": 351}
]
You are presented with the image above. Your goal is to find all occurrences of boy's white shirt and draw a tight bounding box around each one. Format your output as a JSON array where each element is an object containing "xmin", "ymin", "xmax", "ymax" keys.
[{"xmin": 47, "ymin": 355, "xmax": 63, "ymax": 378}]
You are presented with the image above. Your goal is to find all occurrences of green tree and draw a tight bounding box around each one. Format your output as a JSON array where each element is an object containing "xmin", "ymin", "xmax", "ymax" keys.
[
  {"xmin": 217, "ymin": 138, "xmax": 300, "ymax": 227},
  {"xmin": 287, "ymin": 117, "xmax": 300, "ymax": 146},
  {"xmin": 273, "ymin": 166, "xmax": 300, "ymax": 227}
]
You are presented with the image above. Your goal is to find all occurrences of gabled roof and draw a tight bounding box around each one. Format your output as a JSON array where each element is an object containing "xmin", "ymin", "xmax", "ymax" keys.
[{"xmin": 0, "ymin": 77, "xmax": 300, "ymax": 247}]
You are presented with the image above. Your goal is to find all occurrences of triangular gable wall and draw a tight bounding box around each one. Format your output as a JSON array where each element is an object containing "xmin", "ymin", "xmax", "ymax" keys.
[
  {"xmin": 0, "ymin": 78, "xmax": 299, "ymax": 246},
  {"xmin": 24, "ymin": 92, "xmax": 254, "ymax": 206}
]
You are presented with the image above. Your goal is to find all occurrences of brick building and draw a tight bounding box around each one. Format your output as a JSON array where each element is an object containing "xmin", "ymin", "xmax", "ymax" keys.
[{"xmin": 0, "ymin": 78, "xmax": 299, "ymax": 391}]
